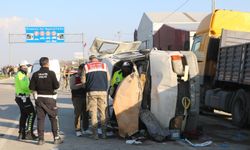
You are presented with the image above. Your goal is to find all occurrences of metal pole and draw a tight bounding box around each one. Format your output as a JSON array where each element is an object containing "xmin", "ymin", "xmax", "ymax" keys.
[
  {"xmin": 8, "ymin": 32, "xmax": 87, "ymax": 64},
  {"xmin": 212, "ymin": 0, "xmax": 215, "ymax": 12},
  {"xmin": 117, "ymin": 31, "xmax": 121, "ymax": 41},
  {"xmin": 8, "ymin": 33, "xmax": 12, "ymax": 65},
  {"xmin": 82, "ymin": 33, "xmax": 85, "ymax": 62}
]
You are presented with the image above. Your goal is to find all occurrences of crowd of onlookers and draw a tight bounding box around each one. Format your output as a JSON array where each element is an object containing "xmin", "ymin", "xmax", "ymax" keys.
[{"xmin": 0, "ymin": 65, "xmax": 18, "ymax": 77}]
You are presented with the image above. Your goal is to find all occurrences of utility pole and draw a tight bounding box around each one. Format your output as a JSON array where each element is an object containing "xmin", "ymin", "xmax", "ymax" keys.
[
  {"xmin": 8, "ymin": 33, "xmax": 12, "ymax": 65},
  {"xmin": 212, "ymin": 0, "xmax": 215, "ymax": 12},
  {"xmin": 82, "ymin": 33, "xmax": 85, "ymax": 61},
  {"xmin": 117, "ymin": 31, "xmax": 121, "ymax": 41}
]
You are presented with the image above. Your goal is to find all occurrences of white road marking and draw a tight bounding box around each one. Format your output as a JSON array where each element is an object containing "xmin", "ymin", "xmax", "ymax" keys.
[
  {"xmin": 0, "ymin": 116, "xmax": 19, "ymax": 150},
  {"xmin": 176, "ymin": 139, "xmax": 197, "ymax": 150},
  {"xmin": 0, "ymin": 106, "xmax": 9, "ymax": 111}
]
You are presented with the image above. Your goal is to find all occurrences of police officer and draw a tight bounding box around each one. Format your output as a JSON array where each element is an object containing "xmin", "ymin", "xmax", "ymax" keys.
[
  {"xmin": 82, "ymin": 55, "xmax": 109, "ymax": 140},
  {"xmin": 15, "ymin": 60, "xmax": 37, "ymax": 140},
  {"xmin": 29, "ymin": 57, "xmax": 63, "ymax": 145}
]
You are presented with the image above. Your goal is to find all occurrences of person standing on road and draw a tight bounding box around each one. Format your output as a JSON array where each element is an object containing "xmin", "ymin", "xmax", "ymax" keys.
[
  {"xmin": 69, "ymin": 63, "xmax": 91, "ymax": 137},
  {"xmin": 62, "ymin": 65, "xmax": 70, "ymax": 90},
  {"xmin": 82, "ymin": 55, "xmax": 109, "ymax": 140},
  {"xmin": 15, "ymin": 60, "xmax": 37, "ymax": 141},
  {"xmin": 29, "ymin": 57, "xmax": 63, "ymax": 145}
]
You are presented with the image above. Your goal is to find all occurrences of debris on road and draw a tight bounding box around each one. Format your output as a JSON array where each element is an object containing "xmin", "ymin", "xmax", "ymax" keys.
[
  {"xmin": 125, "ymin": 139, "xmax": 142, "ymax": 145},
  {"xmin": 140, "ymin": 109, "xmax": 169, "ymax": 142},
  {"xmin": 184, "ymin": 138, "xmax": 212, "ymax": 147}
]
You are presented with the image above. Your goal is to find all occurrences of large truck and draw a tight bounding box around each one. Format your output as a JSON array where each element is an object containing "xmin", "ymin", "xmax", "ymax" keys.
[{"xmin": 191, "ymin": 9, "xmax": 250, "ymax": 127}]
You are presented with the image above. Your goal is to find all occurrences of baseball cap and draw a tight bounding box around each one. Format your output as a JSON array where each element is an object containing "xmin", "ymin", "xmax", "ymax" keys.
[{"xmin": 19, "ymin": 60, "xmax": 29, "ymax": 66}]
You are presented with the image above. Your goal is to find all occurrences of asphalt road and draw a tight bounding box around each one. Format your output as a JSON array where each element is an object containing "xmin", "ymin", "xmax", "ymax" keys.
[{"xmin": 0, "ymin": 78, "xmax": 249, "ymax": 150}]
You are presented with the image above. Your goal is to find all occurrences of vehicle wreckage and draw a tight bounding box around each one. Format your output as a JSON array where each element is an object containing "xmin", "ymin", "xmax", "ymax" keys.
[{"xmin": 90, "ymin": 38, "xmax": 200, "ymax": 141}]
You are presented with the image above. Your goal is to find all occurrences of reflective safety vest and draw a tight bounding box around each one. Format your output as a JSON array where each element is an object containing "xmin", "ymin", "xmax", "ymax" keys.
[
  {"xmin": 111, "ymin": 70, "xmax": 124, "ymax": 87},
  {"xmin": 15, "ymin": 71, "xmax": 31, "ymax": 95}
]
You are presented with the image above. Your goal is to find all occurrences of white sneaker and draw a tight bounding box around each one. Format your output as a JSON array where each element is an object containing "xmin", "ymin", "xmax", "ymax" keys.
[
  {"xmin": 82, "ymin": 129, "xmax": 93, "ymax": 135},
  {"xmin": 106, "ymin": 131, "xmax": 114, "ymax": 137},
  {"xmin": 97, "ymin": 128, "xmax": 102, "ymax": 134},
  {"xmin": 76, "ymin": 131, "xmax": 82, "ymax": 137}
]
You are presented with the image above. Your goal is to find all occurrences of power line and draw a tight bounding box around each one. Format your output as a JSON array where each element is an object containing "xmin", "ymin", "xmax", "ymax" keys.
[{"xmin": 160, "ymin": 0, "xmax": 190, "ymax": 22}]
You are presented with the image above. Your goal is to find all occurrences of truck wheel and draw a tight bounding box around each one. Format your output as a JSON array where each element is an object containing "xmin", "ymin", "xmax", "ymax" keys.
[{"xmin": 231, "ymin": 89, "xmax": 248, "ymax": 128}]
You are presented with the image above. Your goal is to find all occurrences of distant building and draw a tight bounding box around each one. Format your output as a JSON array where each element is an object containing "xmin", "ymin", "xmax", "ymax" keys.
[
  {"xmin": 153, "ymin": 24, "xmax": 190, "ymax": 51},
  {"xmin": 136, "ymin": 12, "xmax": 208, "ymax": 50}
]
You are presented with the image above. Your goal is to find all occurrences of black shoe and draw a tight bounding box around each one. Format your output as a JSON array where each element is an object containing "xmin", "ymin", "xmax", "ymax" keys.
[
  {"xmin": 37, "ymin": 139, "xmax": 45, "ymax": 145},
  {"xmin": 54, "ymin": 137, "xmax": 63, "ymax": 144},
  {"xmin": 25, "ymin": 131, "xmax": 38, "ymax": 140},
  {"xmin": 31, "ymin": 133, "xmax": 38, "ymax": 140},
  {"xmin": 102, "ymin": 129, "xmax": 107, "ymax": 139},
  {"xmin": 17, "ymin": 133, "xmax": 25, "ymax": 140}
]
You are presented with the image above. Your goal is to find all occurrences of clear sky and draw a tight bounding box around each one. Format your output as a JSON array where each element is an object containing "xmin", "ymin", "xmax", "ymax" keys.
[{"xmin": 0, "ymin": 0, "xmax": 249, "ymax": 67}]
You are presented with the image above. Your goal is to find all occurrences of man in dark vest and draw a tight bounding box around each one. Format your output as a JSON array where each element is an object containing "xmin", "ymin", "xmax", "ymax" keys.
[
  {"xmin": 82, "ymin": 55, "xmax": 109, "ymax": 140},
  {"xmin": 69, "ymin": 64, "xmax": 91, "ymax": 137}
]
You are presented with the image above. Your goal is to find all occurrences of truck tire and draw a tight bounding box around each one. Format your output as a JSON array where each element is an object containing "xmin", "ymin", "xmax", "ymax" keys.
[
  {"xmin": 231, "ymin": 89, "xmax": 248, "ymax": 128},
  {"xmin": 140, "ymin": 109, "xmax": 169, "ymax": 142}
]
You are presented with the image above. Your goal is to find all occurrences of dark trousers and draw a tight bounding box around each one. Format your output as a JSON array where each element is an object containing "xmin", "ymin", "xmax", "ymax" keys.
[
  {"xmin": 35, "ymin": 97, "xmax": 59, "ymax": 139},
  {"xmin": 72, "ymin": 95, "xmax": 89, "ymax": 131},
  {"xmin": 15, "ymin": 97, "xmax": 36, "ymax": 133}
]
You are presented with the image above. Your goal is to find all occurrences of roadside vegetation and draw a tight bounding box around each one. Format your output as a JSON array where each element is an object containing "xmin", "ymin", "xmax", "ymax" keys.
[{"xmin": 0, "ymin": 74, "xmax": 8, "ymax": 80}]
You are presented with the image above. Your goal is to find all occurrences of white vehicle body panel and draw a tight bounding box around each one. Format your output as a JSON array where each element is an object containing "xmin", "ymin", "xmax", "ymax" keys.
[
  {"xmin": 90, "ymin": 37, "xmax": 141, "ymax": 56},
  {"xmin": 150, "ymin": 50, "xmax": 179, "ymax": 128},
  {"xmin": 30, "ymin": 59, "xmax": 61, "ymax": 82}
]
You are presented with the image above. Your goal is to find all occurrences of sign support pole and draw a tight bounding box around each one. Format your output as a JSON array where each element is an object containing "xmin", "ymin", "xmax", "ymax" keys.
[
  {"xmin": 8, "ymin": 29, "xmax": 85, "ymax": 65},
  {"xmin": 82, "ymin": 33, "xmax": 85, "ymax": 62},
  {"xmin": 8, "ymin": 33, "xmax": 12, "ymax": 65}
]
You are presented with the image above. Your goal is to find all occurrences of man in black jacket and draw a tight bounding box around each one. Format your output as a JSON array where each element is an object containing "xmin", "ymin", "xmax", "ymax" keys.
[{"xmin": 29, "ymin": 57, "xmax": 63, "ymax": 145}]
